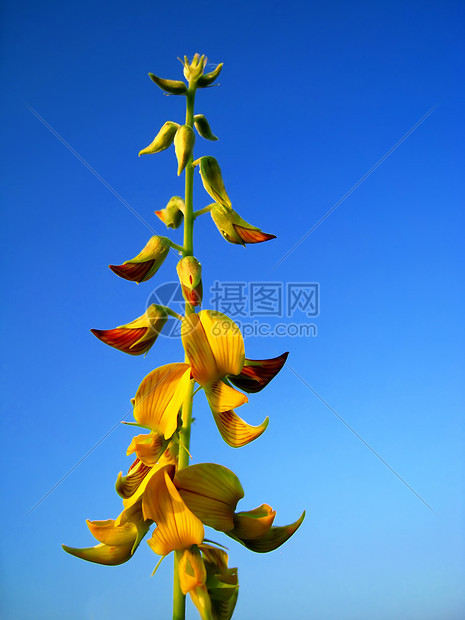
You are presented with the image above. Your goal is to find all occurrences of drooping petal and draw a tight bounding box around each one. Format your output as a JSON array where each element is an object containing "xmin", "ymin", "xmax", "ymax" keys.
[
  {"xmin": 228, "ymin": 352, "xmax": 289, "ymax": 393},
  {"xmin": 205, "ymin": 381, "xmax": 248, "ymax": 413},
  {"xmin": 143, "ymin": 466, "xmax": 204, "ymax": 556},
  {"xmin": 228, "ymin": 511, "xmax": 305, "ymax": 553},
  {"xmin": 126, "ymin": 432, "xmax": 168, "ymax": 466},
  {"xmin": 231, "ymin": 504, "xmax": 276, "ymax": 539},
  {"xmin": 174, "ymin": 463, "xmax": 244, "ymax": 532},
  {"xmin": 132, "ymin": 363, "xmax": 191, "ymax": 438},
  {"xmin": 211, "ymin": 409, "xmax": 269, "ymax": 447}
]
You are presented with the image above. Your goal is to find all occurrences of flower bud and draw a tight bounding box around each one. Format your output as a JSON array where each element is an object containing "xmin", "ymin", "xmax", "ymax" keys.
[
  {"xmin": 210, "ymin": 203, "xmax": 276, "ymax": 246},
  {"xmin": 197, "ymin": 63, "xmax": 223, "ymax": 88},
  {"xmin": 194, "ymin": 156, "xmax": 231, "ymax": 208},
  {"xmin": 155, "ymin": 196, "xmax": 185, "ymax": 229},
  {"xmin": 90, "ymin": 304, "xmax": 169, "ymax": 356},
  {"xmin": 109, "ymin": 235, "xmax": 170, "ymax": 283},
  {"xmin": 193, "ymin": 114, "xmax": 218, "ymax": 141},
  {"xmin": 176, "ymin": 256, "xmax": 203, "ymax": 307},
  {"xmin": 148, "ymin": 72, "xmax": 187, "ymax": 95},
  {"xmin": 181, "ymin": 53, "xmax": 207, "ymax": 84},
  {"xmin": 174, "ymin": 125, "xmax": 195, "ymax": 176},
  {"xmin": 139, "ymin": 121, "xmax": 180, "ymax": 156}
]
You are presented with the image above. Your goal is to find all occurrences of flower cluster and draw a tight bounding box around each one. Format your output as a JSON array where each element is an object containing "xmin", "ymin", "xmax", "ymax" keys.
[{"xmin": 64, "ymin": 54, "xmax": 304, "ymax": 620}]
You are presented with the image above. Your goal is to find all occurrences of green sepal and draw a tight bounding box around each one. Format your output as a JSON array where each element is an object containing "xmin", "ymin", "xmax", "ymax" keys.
[
  {"xmin": 198, "ymin": 63, "xmax": 223, "ymax": 88},
  {"xmin": 148, "ymin": 72, "xmax": 187, "ymax": 95}
]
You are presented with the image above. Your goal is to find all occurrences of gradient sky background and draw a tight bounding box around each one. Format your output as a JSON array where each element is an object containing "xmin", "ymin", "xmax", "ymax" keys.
[{"xmin": 1, "ymin": 1, "xmax": 464, "ymax": 618}]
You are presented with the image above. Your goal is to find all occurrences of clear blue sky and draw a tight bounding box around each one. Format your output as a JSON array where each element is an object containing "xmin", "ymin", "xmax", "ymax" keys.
[{"xmin": 1, "ymin": 1, "xmax": 464, "ymax": 618}]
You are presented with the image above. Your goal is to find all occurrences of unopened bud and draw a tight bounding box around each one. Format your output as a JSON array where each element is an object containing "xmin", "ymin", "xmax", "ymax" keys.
[
  {"xmin": 194, "ymin": 156, "xmax": 231, "ymax": 208},
  {"xmin": 174, "ymin": 125, "xmax": 195, "ymax": 176},
  {"xmin": 176, "ymin": 256, "xmax": 203, "ymax": 307},
  {"xmin": 194, "ymin": 115, "xmax": 218, "ymax": 141},
  {"xmin": 109, "ymin": 235, "xmax": 170, "ymax": 282},
  {"xmin": 197, "ymin": 63, "xmax": 223, "ymax": 88},
  {"xmin": 148, "ymin": 73, "xmax": 187, "ymax": 95},
  {"xmin": 155, "ymin": 196, "xmax": 185, "ymax": 229},
  {"xmin": 139, "ymin": 122, "xmax": 180, "ymax": 156}
]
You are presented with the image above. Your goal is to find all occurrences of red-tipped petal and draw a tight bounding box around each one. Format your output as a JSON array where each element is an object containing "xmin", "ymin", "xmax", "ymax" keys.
[
  {"xmin": 90, "ymin": 327, "xmax": 151, "ymax": 355},
  {"xmin": 233, "ymin": 224, "xmax": 276, "ymax": 244},
  {"xmin": 228, "ymin": 352, "xmax": 289, "ymax": 393},
  {"xmin": 109, "ymin": 260, "xmax": 156, "ymax": 283}
]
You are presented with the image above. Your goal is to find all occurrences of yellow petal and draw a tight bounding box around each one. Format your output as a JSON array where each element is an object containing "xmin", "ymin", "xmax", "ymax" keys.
[
  {"xmin": 86, "ymin": 518, "xmax": 136, "ymax": 546},
  {"xmin": 211, "ymin": 409, "xmax": 269, "ymax": 447},
  {"xmin": 143, "ymin": 466, "xmax": 204, "ymax": 556},
  {"xmin": 133, "ymin": 363, "xmax": 191, "ymax": 438},
  {"xmin": 199, "ymin": 311, "xmax": 244, "ymax": 378},
  {"xmin": 174, "ymin": 463, "xmax": 244, "ymax": 532},
  {"xmin": 205, "ymin": 381, "xmax": 248, "ymax": 413}
]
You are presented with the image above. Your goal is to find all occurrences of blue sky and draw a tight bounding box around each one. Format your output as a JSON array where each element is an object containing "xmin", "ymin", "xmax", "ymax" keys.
[{"xmin": 1, "ymin": 1, "xmax": 464, "ymax": 618}]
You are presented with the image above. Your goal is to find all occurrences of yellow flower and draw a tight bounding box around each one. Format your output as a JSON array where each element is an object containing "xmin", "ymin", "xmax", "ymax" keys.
[{"xmin": 174, "ymin": 463, "xmax": 305, "ymax": 553}]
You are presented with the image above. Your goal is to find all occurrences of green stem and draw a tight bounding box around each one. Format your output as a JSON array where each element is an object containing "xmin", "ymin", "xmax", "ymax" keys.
[
  {"xmin": 193, "ymin": 205, "xmax": 212, "ymax": 219},
  {"xmin": 172, "ymin": 82, "xmax": 197, "ymax": 620}
]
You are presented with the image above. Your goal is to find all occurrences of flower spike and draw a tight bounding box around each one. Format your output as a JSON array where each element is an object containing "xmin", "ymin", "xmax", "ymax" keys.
[
  {"xmin": 90, "ymin": 304, "xmax": 169, "ymax": 355},
  {"xmin": 109, "ymin": 235, "xmax": 170, "ymax": 283},
  {"xmin": 210, "ymin": 203, "xmax": 276, "ymax": 246}
]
